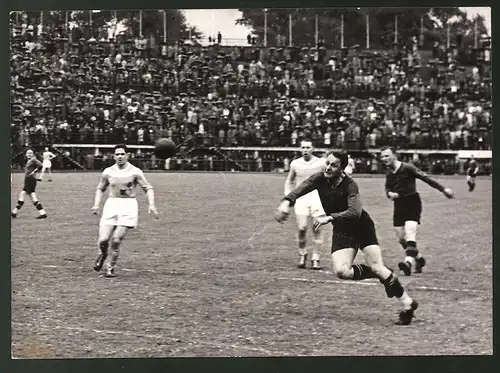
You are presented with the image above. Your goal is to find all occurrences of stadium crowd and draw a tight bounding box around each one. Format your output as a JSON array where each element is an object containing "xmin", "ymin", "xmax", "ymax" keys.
[{"xmin": 11, "ymin": 21, "xmax": 492, "ymax": 156}]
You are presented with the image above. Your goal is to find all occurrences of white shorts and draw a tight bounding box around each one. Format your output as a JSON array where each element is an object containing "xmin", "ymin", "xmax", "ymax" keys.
[
  {"xmin": 344, "ymin": 166, "xmax": 353, "ymax": 175},
  {"xmin": 466, "ymin": 175, "xmax": 476, "ymax": 182},
  {"xmin": 42, "ymin": 160, "xmax": 52, "ymax": 169},
  {"xmin": 100, "ymin": 197, "xmax": 139, "ymax": 228},
  {"xmin": 294, "ymin": 190, "xmax": 326, "ymax": 218}
]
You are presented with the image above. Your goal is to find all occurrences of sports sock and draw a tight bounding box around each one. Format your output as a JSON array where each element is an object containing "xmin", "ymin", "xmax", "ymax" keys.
[
  {"xmin": 99, "ymin": 241, "xmax": 109, "ymax": 255},
  {"xmin": 110, "ymin": 241, "xmax": 120, "ymax": 268},
  {"xmin": 33, "ymin": 201, "xmax": 46, "ymax": 215},
  {"xmin": 399, "ymin": 291, "xmax": 413, "ymax": 310},
  {"xmin": 12, "ymin": 200, "xmax": 24, "ymax": 214},
  {"xmin": 405, "ymin": 241, "xmax": 418, "ymax": 267},
  {"xmin": 352, "ymin": 264, "xmax": 377, "ymax": 280},
  {"xmin": 398, "ymin": 238, "xmax": 407, "ymax": 250},
  {"xmin": 380, "ymin": 272, "xmax": 405, "ymax": 298},
  {"xmin": 298, "ymin": 231, "xmax": 307, "ymax": 256}
]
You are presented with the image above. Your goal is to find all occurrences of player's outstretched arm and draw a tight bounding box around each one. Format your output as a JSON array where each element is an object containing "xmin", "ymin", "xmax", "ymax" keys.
[
  {"xmin": 137, "ymin": 171, "xmax": 159, "ymax": 218},
  {"xmin": 276, "ymin": 173, "xmax": 318, "ymax": 223},
  {"xmin": 284, "ymin": 164, "xmax": 296, "ymax": 196},
  {"xmin": 409, "ymin": 164, "xmax": 454, "ymax": 198},
  {"xmin": 283, "ymin": 173, "xmax": 319, "ymax": 206},
  {"xmin": 91, "ymin": 173, "xmax": 109, "ymax": 214}
]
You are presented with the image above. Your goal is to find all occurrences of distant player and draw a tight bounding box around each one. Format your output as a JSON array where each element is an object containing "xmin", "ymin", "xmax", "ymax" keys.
[
  {"xmin": 11, "ymin": 149, "xmax": 48, "ymax": 219},
  {"xmin": 39, "ymin": 147, "xmax": 56, "ymax": 182},
  {"xmin": 466, "ymin": 156, "xmax": 479, "ymax": 192},
  {"xmin": 284, "ymin": 140, "xmax": 326, "ymax": 270},
  {"xmin": 344, "ymin": 154, "xmax": 355, "ymax": 176},
  {"xmin": 380, "ymin": 147, "xmax": 454, "ymax": 276},
  {"xmin": 275, "ymin": 151, "xmax": 418, "ymax": 325},
  {"xmin": 91, "ymin": 144, "xmax": 159, "ymax": 278}
]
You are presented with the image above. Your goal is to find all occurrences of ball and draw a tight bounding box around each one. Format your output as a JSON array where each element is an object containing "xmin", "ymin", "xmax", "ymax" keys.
[{"xmin": 154, "ymin": 138, "xmax": 177, "ymax": 159}]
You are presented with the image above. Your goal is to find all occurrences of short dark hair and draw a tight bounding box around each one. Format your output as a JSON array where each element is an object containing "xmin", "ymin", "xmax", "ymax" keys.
[
  {"xmin": 113, "ymin": 144, "xmax": 129, "ymax": 153},
  {"xmin": 381, "ymin": 146, "xmax": 396, "ymax": 154},
  {"xmin": 324, "ymin": 150, "xmax": 347, "ymax": 168}
]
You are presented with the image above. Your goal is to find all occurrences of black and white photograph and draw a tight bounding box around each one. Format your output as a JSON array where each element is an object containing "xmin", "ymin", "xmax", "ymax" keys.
[{"xmin": 10, "ymin": 7, "xmax": 492, "ymax": 358}]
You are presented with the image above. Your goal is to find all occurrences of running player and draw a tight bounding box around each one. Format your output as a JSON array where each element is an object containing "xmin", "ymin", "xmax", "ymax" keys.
[
  {"xmin": 11, "ymin": 149, "xmax": 48, "ymax": 219},
  {"xmin": 466, "ymin": 156, "xmax": 479, "ymax": 192},
  {"xmin": 275, "ymin": 151, "xmax": 418, "ymax": 325},
  {"xmin": 344, "ymin": 154, "xmax": 355, "ymax": 176},
  {"xmin": 380, "ymin": 147, "xmax": 454, "ymax": 276},
  {"xmin": 91, "ymin": 144, "xmax": 159, "ymax": 278},
  {"xmin": 284, "ymin": 140, "xmax": 326, "ymax": 270},
  {"xmin": 39, "ymin": 147, "xmax": 56, "ymax": 182}
]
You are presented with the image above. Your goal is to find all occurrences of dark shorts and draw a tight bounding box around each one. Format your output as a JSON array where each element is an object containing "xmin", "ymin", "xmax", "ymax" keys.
[
  {"xmin": 467, "ymin": 169, "xmax": 477, "ymax": 177},
  {"xmin": 393, "ymin": 193, "xmax": 422, "ymax": 227},
  {"xmin": 23, "ymin": 177, "xmax": 37, "ymax": 194},
  {"xmin": 331, "ymin": 210, "xmax": 379, "ymax": 253}
]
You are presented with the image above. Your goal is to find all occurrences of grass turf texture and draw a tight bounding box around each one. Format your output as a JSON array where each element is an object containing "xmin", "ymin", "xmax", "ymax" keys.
[{"xmin": 10, "ymin": 173, "xmax": 492, "ymax": 358}]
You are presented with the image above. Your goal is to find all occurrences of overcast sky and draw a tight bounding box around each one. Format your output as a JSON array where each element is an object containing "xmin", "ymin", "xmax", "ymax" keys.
[{"xmin": 183, "ymin": 7, "xmax": 491, "ymax": 43}]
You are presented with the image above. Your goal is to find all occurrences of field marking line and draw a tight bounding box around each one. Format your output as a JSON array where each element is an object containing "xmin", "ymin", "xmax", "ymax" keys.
[
  {"xmin": 12, "ymin": 322, "xmax": 275, "ymax": 355},
  {"xmin": 35, "ymin": 264, "xmax": 489, "ymax": 295},
  {"xmin": 278, "ymin": 273, "xmax": 489, "ymax": 295}
]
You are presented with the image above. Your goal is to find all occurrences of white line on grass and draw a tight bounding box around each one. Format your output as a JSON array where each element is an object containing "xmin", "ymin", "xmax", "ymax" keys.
[
  {"xmin": 278, "ymin": 272, "xmax": 488, "ymax": 295},
  {"xmin": 12, "ymin": 322, "xmax": 276, "ymax": 356},
  {"xmin": 36, "ymin": 264, "xmax": 489, "ymax": 295}
]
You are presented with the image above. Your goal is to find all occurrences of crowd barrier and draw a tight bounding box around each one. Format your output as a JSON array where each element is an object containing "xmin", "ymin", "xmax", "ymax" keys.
[{"xmin": 10, "ymin": 144, "xmax": 490, "ymax": 176}]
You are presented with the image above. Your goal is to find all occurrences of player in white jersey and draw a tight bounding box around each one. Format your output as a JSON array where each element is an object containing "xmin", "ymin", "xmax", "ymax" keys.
[
  {"xmin": 344, "ymin": 154, "xmax": 355, "ymax": 176},
  {"xmin": 284, "ymin": 140, "xmax": 327, "ymax": 270},
  {"xmin": 39, "ymin": 147, "xmax": 56, "ymax": 182},
  {"xmin": 91, "ymin": 144, "xmax": 159, "ymax": 277}
]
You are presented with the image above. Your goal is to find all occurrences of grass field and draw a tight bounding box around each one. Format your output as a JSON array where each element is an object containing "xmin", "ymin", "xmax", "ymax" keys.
[{"xmin": 10, "ymin": 172, "xmax": 492, "ymax": 358}]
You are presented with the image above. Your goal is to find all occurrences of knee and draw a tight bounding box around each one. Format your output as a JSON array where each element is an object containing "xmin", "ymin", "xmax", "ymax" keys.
[
  {"xmin": 334, "ymin": 264, "xmax": 352, "ymax": 280},
  {"xmin": 98, "ymin": 237, "xmax": 110, "ymax": 246},
  {"xmin": 111, "ymin": 236, "xmax": 122, "ymax": 246}
]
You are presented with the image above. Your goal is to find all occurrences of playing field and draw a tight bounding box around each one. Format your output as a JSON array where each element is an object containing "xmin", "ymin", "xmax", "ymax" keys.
[{"xmin": 10, "ymin": 172, "xmax": 492, "ymax": 358}]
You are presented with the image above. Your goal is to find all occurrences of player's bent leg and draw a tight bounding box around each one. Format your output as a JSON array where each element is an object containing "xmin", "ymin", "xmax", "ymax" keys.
[
  {"xmin": 105, "ymin": 225, "xmax": 130, "ymax": 277},
  {"xmin": 296, "ymin": 214, "xmax": 309, "ymax": 268},
  {"xmin": 29, "ymin": 192, "xmax": 47, "ymax": 219},
  {"xmin": 311, "ymin": 223, "xmax": 324, "ymax": 270},
  {"xmin": 401, "ymin": 220, "xmax": 425, "ymax": 274},
  {"xmin": 11, "ymin": 191, "xmax": 27, "ymax": 218},
  {"xmin": 39, "ymin": 167, "xmax": 47, "ymax": 181},
  {"xmin": 94, "ymin": 225, "xmax": 115, "ymax": 271},
  {"xmin": 394, "ymin": 226, "xmax": 406, "ymax": 250},
  {"xmin": 331, "ymin": 248, "xmax": 367, "ymax": 280},
  {"xmin": 362, "ymin": 244, "xmax": 418, "ymax": 324}
]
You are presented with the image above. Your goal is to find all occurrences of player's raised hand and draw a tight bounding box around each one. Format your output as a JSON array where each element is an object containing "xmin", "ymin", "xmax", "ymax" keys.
[
  {"xmin": 313, "ymin": 216, "xmax": 333, "ymax": 231},
  {"xmin": 443, "ymin": 188, "xmax": 454, "ymax": 199},
  {"xmin": 148, "ymin": 205, "xmax": 159, "ymax": 219},
  {"xmin": 274, "ymin": 200, "xmax": 290, "ymax": 223},
  {"xmin": 387, "ymin": 192, "xmax": 399, "ymax": 200},
  {"xmin": 91, "ymin": 205, "xmax": 100, "ymax": 215}
]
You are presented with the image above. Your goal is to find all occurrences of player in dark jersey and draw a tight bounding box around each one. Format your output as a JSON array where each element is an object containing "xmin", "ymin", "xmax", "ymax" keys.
[
  {"xmin": 380, "ymin": 147, "xmax": 454, "ymax": 276},
  {"xmin": 466, "ymin": 156, "xmax": 479, "ymax": 192},
  {"xmin": 11, "ymin": 149, "xmax": 48, "ymax": 219},
  {"xmin": 275, "ymin": 151, "xmax": 418, "ymax": 325}
]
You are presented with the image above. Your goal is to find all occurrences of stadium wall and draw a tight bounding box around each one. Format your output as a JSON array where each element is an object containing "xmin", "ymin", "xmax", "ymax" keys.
[{"xmin": 18, "ymin": 144, "xmax": 488, "ymax": 176}]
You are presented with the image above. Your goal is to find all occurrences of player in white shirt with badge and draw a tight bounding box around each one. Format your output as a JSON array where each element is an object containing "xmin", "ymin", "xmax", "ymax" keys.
[
  {"xmin": 344, "ymin": 154, "xmax": 355, "ymax": 176},
  {"xmin": 39, "ymin": 147, "xmax": 56, "ymax": 182},
  {"xmin": 91, "ymin": 144, "xmax": 159, "ymax": 278},
  {"xmin": 284, "ymin": 140, "xmax": 327, "ymax": 270}
]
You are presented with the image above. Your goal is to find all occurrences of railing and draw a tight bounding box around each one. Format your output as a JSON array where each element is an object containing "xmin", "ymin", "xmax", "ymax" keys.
[{"xmin": 10, "ymin": 144, "xmax": 492, "ymax": 175}]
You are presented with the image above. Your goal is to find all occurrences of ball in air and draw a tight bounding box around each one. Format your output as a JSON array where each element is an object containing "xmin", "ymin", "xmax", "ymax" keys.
[{"xmin": 154, "ymin": 138, "xmax": 177, "ymax": 159}]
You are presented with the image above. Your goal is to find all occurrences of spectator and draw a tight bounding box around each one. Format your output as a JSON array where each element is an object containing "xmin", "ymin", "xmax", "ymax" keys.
[{"xmin": 10, "ymin": 19, "xmax": 491, "ymax": 160}]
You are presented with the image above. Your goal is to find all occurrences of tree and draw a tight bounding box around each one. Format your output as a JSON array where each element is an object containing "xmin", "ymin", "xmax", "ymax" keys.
[
  {"xmin": 11, "ymin": 10, "xmax": 202, "ymax": 44},
  {"xmin": 236, "ymin": 8, "xmax": 489, "ymax": 49}
]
